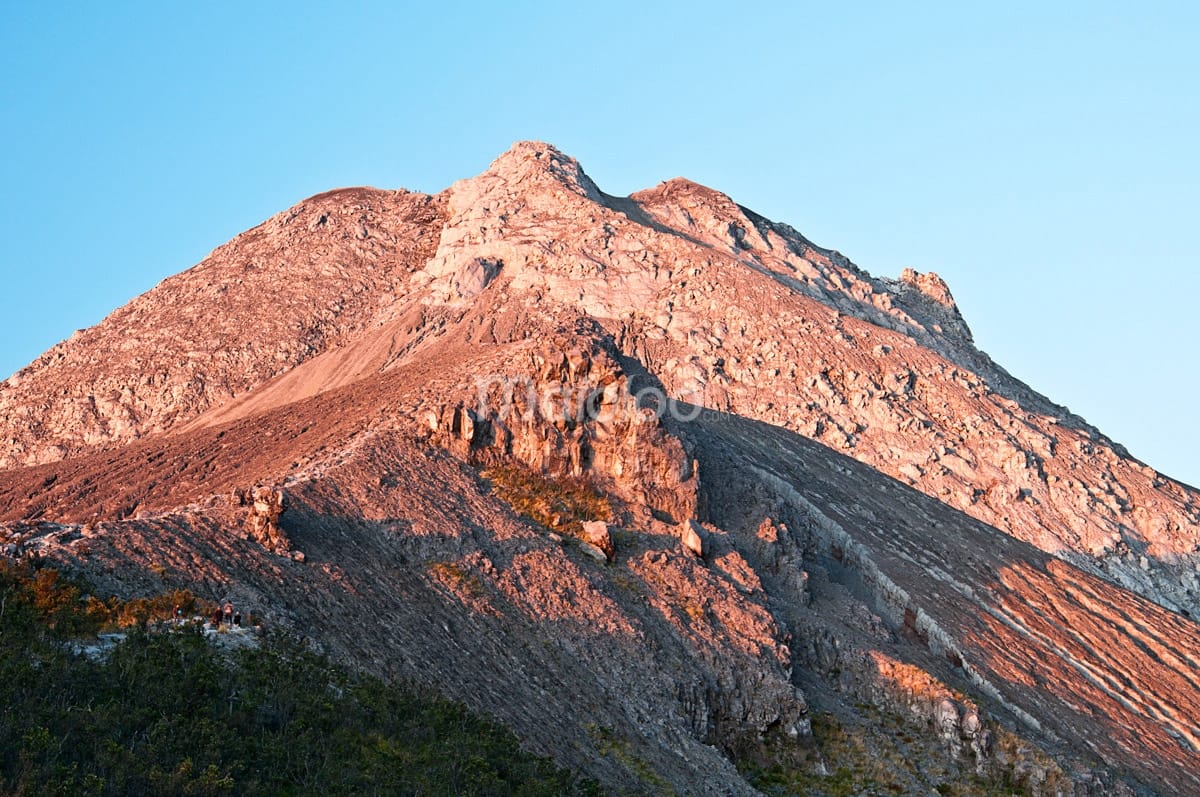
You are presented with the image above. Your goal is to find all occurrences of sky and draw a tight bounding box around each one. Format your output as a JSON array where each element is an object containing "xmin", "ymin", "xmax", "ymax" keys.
[{"xmin": 1, "ymin": 2, "xmax": 1197, "ymax": 485}]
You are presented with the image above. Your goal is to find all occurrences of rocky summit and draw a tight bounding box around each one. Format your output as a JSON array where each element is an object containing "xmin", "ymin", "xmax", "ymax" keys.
[{"xmin": 1, "ymin": 142, "xmax": 1198, "ymax": 795}]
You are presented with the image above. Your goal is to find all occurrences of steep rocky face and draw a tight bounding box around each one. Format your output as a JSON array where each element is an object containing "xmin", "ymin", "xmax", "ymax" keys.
[{"xmin": 1, "ymin": 141, "xmax": 1197, "ymax": 795}]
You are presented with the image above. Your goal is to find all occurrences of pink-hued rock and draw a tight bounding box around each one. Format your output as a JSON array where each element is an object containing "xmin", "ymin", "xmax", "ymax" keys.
[{"xmin": 681, "ymin": 519, "xmax": 706, "ymax": 558}]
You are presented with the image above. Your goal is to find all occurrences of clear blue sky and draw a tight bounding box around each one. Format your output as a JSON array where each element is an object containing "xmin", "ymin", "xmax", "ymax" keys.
[{"xmin": 1, "ymin": 2, "xmax": 1197, "ymax": 485}]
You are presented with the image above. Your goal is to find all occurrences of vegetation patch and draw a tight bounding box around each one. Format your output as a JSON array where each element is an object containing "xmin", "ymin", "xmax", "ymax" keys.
[
  {"xmin": 481, "ymin": 464, "xmax": 612, "ymax": 538},
  {"xmin": 739, "ymin": 709, "xmax": 1042, "ymax": 797},
  {"xmin": 426, "ymin": 560, "xmax": 486, "ymax": 598},
  {"xmin": 425, "ymin": 559, "xmax": 500, "ymax": 615},
  {"xmin": 586, "ymin": 723, "xmax": 673, "ymax": 795},
  {"xmin": 0, "ymin": 561, "xmax": 592, "ymax": 795},
  {"xmin": 1, "ymin": 561, "xmax": 207, "ymax": 635}
]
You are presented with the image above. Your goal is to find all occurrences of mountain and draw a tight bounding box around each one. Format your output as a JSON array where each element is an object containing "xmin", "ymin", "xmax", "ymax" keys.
[{"xmin": 1, "ymin": 142, "xmax": 1197, "ymax": 795}]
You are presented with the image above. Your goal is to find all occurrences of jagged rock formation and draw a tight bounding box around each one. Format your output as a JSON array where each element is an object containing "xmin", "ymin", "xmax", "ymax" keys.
[
  {"xmin": 236, "ymin": 486, "xmax": 290, "ymax": 555},
  {"xmin": 1, "ymin": 142, "xmax": 1197, "ymax": 795}
]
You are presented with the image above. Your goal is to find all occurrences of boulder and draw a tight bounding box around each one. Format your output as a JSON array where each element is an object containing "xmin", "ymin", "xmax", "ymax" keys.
[
  {"xmin": 680, "ymin": 519, "xmax": 706, "ymax": 558},
  {"xmin": 578, "ymin": 541, "xmax": 609, "ymax": 562},
  {"xmin": 581, "ymin": 520, "xmax": 614, "ymax": 560}
]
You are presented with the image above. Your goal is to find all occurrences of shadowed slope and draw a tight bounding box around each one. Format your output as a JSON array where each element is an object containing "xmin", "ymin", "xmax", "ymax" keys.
[{"xmin": 686, "ymin": 408, "xmax": 1200, "ymax": 795}]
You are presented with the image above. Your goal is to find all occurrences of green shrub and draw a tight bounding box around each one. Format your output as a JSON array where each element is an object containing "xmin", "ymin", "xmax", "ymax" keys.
[{"xmin": 481, "ymin": 464, "xmax": 612, "ymax": 537}]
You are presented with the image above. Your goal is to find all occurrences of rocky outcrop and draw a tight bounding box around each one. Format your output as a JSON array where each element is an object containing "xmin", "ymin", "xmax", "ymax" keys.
[
  {"xmin": 425, "ymin": 338, "xmax": 699, "ymax": 527},
  {"xmin": 238, "ymin": 486, "xmax": 289, "ymax": 555}
]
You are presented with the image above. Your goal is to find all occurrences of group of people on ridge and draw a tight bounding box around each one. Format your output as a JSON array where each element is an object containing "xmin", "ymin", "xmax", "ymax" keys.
[{"xmin": 202, "ymin": 600, "xmax": 243, "ymax": 629}]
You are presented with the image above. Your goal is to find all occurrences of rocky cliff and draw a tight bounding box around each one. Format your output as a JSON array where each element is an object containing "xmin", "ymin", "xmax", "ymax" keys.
[{"xmin": 1, "ymin": 142, "xmax": 1196, "ymax": 795}]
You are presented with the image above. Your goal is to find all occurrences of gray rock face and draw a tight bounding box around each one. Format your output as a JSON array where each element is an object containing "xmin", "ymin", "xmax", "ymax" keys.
[{"xmin": 1, "ymin": 141, "xmax": 1197, "ymax": 796}]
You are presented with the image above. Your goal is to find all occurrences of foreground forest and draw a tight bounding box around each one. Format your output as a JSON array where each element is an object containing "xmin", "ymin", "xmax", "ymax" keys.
[{"xmin": 0, "ymin": 562, "xmax": 590, "ymax": 796}]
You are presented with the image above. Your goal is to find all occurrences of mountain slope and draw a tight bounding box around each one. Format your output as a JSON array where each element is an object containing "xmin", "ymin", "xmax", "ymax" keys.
[
  {"xmin": 0, "ymin": 187, "xmax": 445, "ymax": 466},
  {"xmin": 1, "ymin": 142, "xmax": 1197, "ymax": 795}
]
